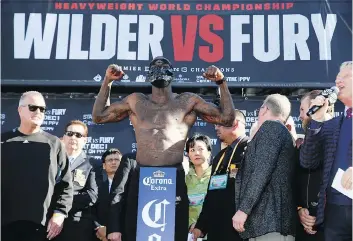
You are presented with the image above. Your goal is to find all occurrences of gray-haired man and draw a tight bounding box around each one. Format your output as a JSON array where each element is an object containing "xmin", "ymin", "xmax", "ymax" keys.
[{"xmin": 232, "ymin": 94, "xmax": 296, "ymax": 241}]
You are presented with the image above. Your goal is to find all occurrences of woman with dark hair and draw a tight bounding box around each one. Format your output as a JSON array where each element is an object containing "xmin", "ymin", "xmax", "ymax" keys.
[{"xmin": 185, "ymin": 133, "xmax": 212, "ymax": 237}]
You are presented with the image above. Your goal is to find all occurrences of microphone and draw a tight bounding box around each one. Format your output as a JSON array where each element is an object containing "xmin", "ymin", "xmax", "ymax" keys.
[{"xmin": 306, "ymin": 86, "xmax": 339, "ymax": 117}]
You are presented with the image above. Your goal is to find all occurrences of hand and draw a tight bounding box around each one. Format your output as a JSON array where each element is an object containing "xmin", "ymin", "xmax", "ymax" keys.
[
  {"xmin": 298, "ymin": 208, "xmax": 316, "ymax": 230},
  {"xmin": 232, "ymin": 210, "xmax": 248, "ymax": 233},
  {"xmin": 192, "ymin": 228, "xmax": 202, "ymax": 241},
  {"xmin": 107, "ymin": 232, "xmax": 122, "ymax": 241},
  {"xmin": 304, "ymin": 227, "xmax": 317, "ymax": 235},
  {"xmin": 341, "ymin": 167, "xmax": 353, "ymax": 190},
  {"xmin": 203, "ymin": 65, "xmax": 224, "ymax": 82},
  {"xmin": 105, "ymin": 64, "xmax": 125, "ymax": 83},
  {"xmin": 46, "ymin": 212, "xmax": 65, "ymax": 240},
  {"xmin": 189, "ymin": 223, "xmax": 196, "ymax": 232},
  {"xmin": 96, "ymin": 226, "xmax": 107, "ymax": 240},
  {"xmin": 309, "ymin": 96, "xmax": 329, "ymax": 122}
]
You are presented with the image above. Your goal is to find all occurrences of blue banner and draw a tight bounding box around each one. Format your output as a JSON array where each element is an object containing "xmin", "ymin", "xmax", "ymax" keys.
[
  {"xmin": 137, "ymin": 167, "xmax": 177, "ymax": 241},
  {"xmin": 1, "ymin": 0, "xmax": 352, "ymax": 87}
]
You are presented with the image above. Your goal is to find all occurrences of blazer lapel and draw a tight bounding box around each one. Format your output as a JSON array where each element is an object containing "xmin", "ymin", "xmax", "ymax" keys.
[{"xmin": 70, "ymin": 152, "xmax": 86, "ymax": 171}]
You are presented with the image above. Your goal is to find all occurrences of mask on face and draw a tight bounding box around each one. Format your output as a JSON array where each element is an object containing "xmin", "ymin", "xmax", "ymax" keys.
[{"xmin": 147, "ymin": 57, "xmax": 174, "ymax": 88}]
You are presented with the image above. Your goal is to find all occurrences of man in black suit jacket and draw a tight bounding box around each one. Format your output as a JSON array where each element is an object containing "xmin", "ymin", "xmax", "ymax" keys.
[
  {"xmin": 54, "ymin": 120, "xmax": 98, "ymax": 241},
  {"xmin": 107, "ymin": 153, "xmax": 137, "ymax": 241},
  {"xmin": 192, "ymin": 109, "xmax": 248, "ymax": 241},
  {"xmin": 94, "ymin": 148, "xmax": 123, "ymax": 241},
  {"xmin": 233, "ymin": 94, "xmax": 296, "ymax": 241}
]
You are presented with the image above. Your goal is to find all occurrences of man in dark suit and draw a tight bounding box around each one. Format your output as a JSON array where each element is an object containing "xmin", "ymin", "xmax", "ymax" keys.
[
  {"xmin": 233, "ymin": 94, "xmax": 296, "ymax": 241},
  {"xmin": 107, "ymin": 153, "xmax": 137, "ymax": 241},
  {"xmin": 94, "ymin": 148, "xmax": 122, "ymax": 241},
  {"xmin": 300, "ymin": 61, "xmax": 352, "ymax": 241},
  {"xmin": 54, "ymin": 120, "xmax": 99, "ymax": 241},
  {"xmin": 192, "ymin": 109, "xmax": 248, "ymax": 241}
]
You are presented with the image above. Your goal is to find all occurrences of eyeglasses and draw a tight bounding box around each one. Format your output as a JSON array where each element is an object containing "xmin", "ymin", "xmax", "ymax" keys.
[
  {"xmin": 24, "ymin": 104, "xmax": 46, "ymax": 113},
  {"xmin": 65, "ymin": 131, "xmax": 85, "ymax": 138},
  {"xmin": 105, "ymin": 158, "xmax": 120, "ymax": 164}
]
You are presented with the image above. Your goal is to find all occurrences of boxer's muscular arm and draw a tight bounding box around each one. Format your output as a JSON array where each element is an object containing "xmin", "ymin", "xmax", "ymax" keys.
[
  {"xmin": 92, "ymin": 79, "xmax": 131, "ymax": 124},
  {"xmin": 190, "ymin": 82, "xmax": 235, "ymax": 127}
]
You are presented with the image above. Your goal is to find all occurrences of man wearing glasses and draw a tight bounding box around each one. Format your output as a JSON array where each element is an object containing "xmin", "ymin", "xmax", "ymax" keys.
[
  {"xmin": 94, "ymin": 148, "xmax": 122, "ymax": 241},
  {"xmin": 192, "ymin": 109, "xmax": 248, "ymax": 241},
  {"xmin": 54, "ymin": 120, "xmax": 98, "ymax": 241},
  {"xmin": 1, "ymin": 91, "xmax": 73, "ymax": 241}
]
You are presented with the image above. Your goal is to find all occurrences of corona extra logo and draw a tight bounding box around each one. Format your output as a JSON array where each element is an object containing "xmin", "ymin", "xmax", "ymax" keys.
[{"xmin": 153, "ymin": 170, "xmax": 165, "ymax": 178}]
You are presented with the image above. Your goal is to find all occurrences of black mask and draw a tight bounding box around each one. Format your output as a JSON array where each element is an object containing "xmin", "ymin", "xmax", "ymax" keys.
[{"xmin": 147, "ymin": 57, "xmax": 174, "ymax": 88}]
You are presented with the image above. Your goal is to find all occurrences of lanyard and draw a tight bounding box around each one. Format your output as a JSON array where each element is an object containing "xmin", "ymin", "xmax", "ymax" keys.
[{"xmin": 213, "ymin": 136, "xmax": 245, "ymax": 175}]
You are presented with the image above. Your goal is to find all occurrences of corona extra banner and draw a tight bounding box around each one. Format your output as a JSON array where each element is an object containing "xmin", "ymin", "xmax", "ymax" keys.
[
  {"xmin": 1, "ymin": 0, "xmax": 352, "ymax": 87},
  {"xmin": 137, "ymin": 168, "xmax": 176, "ymax": 241}
]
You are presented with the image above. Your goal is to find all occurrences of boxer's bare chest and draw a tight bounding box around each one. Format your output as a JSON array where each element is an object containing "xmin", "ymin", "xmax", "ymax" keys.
[{"xmin": 129, "ymin": 94, "xmax": 196, "ymax": 165}]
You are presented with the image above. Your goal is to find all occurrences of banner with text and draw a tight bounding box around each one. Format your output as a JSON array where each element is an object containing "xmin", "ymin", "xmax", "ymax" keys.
[
  {"xmin": 137, "ymin": 167, "xmax": 176, "ymax": 241},
  {"xmin": 1, "ymin": 0, "xmax": 352, "ymax": 87},
  {"xmin": 1, "ymin": 94, "xmax": 344, "ymax": 159}
]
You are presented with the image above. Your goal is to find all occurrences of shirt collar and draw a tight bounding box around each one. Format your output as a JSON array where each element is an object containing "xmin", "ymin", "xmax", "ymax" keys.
[
  {"xmin": 345, "ymin": 106, "xmax": 350, "ymax": 117},
  {"xmin": 188, "ymin": 166, "xmax": 212, "ymax": 178},
  {"xmin": 230, "ymin": 135, "xmax": 245, "ymax": 148}
]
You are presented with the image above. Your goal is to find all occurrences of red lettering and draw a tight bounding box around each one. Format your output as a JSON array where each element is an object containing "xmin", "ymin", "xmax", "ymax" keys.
[
  {"xmin": 97, "ymin": 3, "xmax": 106, "ymax": 10},
  {"xmin": 233, "ymin": 4, "xmax": 240, "ymax": 10},
  {"xmin": 213, "ymin": 4, "xmax": 220, "ymax": 11},
  {"xmin": 222, "ymin": 4, "xmax": 231, "ymax": 11},
  {"xmin": 120, "ymin": 3, "xmax": 127, "ymax": 10},
  {"xmin": 79, "ymin": 3, "xmax": 87, "ymax": 10},
  {"xmin": 196, "ymin": 4, "xmax": 202, "ymax": 10},
  {"xmin": 171, "ymin": 15, "xmax": 198, "ymax": 61},
  {"xmin": 137, "ymin": 4, "xmax": 143, "ymax": 10},
  {"xmin": 246, "ymin": 4, "xmax": 253, "ymax": 10},
  {"xmin": 107, "ymin": 3, "xmax": 114, "ymax": 10},
  {"xmin": 184, "ymin": 4, "xmax": 190, "ymax": 10},
  {"xmin": 254, "ymin": 4, "xmax": 262, "ymax": 10},
  {"xmin": 63, "ymin": 3, "xmax": 69, "ymax": 10},
  {"xmin": 128, "ymin": 3, "xmax": 136, "ymax": 10},
  {"xmin": 168, "ymin": 4, "xmax": 175, "ymax": 10},
  {"xmin": 160, "ymin": 4, "xmax": 167, "ymax": 10},
  {"xmin": 148, "ymin": 4, "xmax": 158, "ymax": 10},
  {"xmin": 199, "ymin": 15, "xmax": 223, "ymax": 62},
  {"xmin": 88, "ymin": 3, "xmax": 95, "ymax": 10},
  {"xmin": 286, "ymin": 3, "xmax": 294, "ymax": 9},
  {"xmin": 71, "ymin": 3, "xmax": 78, "ymax": 10},
  {"xmin": 55, "ymin": 3, "xmax": 62, "ymax": 9}
]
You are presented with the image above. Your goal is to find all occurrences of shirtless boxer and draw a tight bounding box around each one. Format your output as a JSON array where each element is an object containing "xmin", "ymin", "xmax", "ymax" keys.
[{"xmin": 92, "ymin": 56, "xmax": 235, "ymax": 241}]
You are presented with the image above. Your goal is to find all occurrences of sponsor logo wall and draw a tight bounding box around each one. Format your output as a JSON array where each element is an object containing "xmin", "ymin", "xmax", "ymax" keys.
[
  {"xmin": 1, "ymin": 0, "xmax": 351, "ymax": 87},
  {"xmin": 1, "ymin": 94, "xmax": 345, "ymax": 159}
]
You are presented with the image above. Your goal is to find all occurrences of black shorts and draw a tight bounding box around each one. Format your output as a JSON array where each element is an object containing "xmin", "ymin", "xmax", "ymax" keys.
[{"xmin": 124, "ymin": 163, "xmax": 189, "ymax": 241}]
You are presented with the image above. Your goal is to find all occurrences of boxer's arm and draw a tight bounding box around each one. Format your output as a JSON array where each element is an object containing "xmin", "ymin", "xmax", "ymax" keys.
[
  {"xmin": 92, "ymin": 82, "xmax": 132, "ymax": 124},
  {"xmin": 191, "ymin": 84, "xmax": 235, "ymax": 127}
]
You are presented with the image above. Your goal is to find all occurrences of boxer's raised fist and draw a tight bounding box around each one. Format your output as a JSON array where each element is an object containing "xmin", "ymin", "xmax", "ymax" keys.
[
  {"xmin": 203, "ymin": 65, "xmax": 224, "ymax": 82},
  {"xmin": 105, "ymin": 64, "xmax": 124, "ymax": 82}
]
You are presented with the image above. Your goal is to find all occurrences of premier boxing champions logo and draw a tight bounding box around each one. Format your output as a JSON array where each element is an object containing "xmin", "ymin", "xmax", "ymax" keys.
[{"xmin": 142, "ymin": 170, "xmax": 173, "ymax": 191}]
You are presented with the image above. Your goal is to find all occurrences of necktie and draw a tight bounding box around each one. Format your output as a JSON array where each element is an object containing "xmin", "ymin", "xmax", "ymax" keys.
[{"xmin": 346, "ymin": 108, "xmax": 352, "ymax": 119}]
